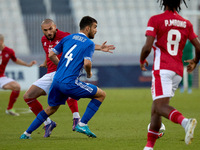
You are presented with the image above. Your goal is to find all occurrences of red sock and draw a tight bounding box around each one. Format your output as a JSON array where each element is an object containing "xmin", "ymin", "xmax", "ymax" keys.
[
  {"xmin": 145, "ymin": 129, "xmax": 158, "ymax": 148},
  {"xmin": 7, "ymin": 90, "xmax": 20, "ymax": 110},
  {"xmin": 24, "ymin": 98, "xmax": 43, "ymax": 116},
  {"xmin": 168, "ymin": 109, "xmax": 185, "ymax": 125},
  {"xmin": 66, "ymin": 97, "xmax": 79, "ymax": 113}
]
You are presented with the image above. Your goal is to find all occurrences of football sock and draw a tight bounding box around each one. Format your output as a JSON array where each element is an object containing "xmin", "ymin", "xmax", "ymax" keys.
[
  {"xmin": 66, "ymin": 97, "xmax": 79, "ymax": 113},
  {"xmin": 168, "ymin": 109, "xmax": 185, "ymax": 125},
  {"xmin": 79, "ymin": 122, "xmax": 87, "ymax": 126},
  {"xmin": 73, "ymin": 112, "xmax": 80, "ymax": 118},
  {"xmin": 26, "ymin": 110, "xmax": 48, "ymax": 134},
  {"xmin": 181, "ymin": 118, "xmax": 189, "ymax": 129},
  {"xmin": 188, "ymin": 73, "xmax": 192, "ymax": 89},
  {"xmin": 24, "ymin": 98, "xmax": 43, "ymax": 116},
  {"xmin": 7, "ymin": 90, "xmax": 20, "ymax": 110},
  {"xmin": 145, "ymin": 129, "xmax": 158, "ymax": 148},
  {"xmin": 23, "ymin": 131, "xmax": 31, "ymax": 137},
  {"xmin": 81, "ymin": 99, "xmax": 102, "ymax": 124},
  {"xmin": 44, "ymin": 117, "xmax": 51, "ymax": 126}
]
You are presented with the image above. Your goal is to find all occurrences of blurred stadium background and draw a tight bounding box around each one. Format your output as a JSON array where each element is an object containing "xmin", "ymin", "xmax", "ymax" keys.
[{"xmin": 1, "ymin": 0, "xmax": 200, "ymax": 89}]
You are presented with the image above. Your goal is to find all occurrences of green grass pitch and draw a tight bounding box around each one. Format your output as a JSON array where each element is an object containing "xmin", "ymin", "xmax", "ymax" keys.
[{"xmin": 0, "ymin": 88, "xmax": 199, "ymax": 150}]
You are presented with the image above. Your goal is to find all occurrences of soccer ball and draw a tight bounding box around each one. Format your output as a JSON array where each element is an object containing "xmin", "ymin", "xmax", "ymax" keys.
[{"xmin": 147, "ymin": 123, "xmax": 166, "ymax": 132}]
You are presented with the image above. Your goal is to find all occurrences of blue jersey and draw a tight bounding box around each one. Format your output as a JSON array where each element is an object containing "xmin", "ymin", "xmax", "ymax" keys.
[{"xmin": 52, "ymin": 33, "xmax": 95, "ymax": 83}]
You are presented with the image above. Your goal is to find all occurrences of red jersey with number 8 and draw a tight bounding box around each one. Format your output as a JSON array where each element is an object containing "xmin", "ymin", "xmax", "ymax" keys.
[{"xmin": 145, "ymin": 10, "xmax": 197, "ymax": 77}]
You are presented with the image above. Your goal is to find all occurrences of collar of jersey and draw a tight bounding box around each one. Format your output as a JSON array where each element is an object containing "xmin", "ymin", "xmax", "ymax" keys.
[{"xmin": 78, "ymin": 32, "xmax": 87, "ymax": 37}]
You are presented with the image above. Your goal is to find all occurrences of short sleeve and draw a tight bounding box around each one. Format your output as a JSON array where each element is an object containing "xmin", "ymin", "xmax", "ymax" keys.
[
  {"xmin": 145, "ymin": 16, "xmax": 157, "ymax": 37},
  {"xmin": 10, "ymin": 49, "xmax": 17, "ymax": 61},
  {"xmin": 84, "ymin": 43, "xmax": 95, "ymax": 61},
  {"xmin": 188, "ymin": 21, "xmax": 198, "ymax": 41}
]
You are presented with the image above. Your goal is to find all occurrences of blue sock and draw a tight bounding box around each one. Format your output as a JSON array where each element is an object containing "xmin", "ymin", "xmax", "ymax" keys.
[
  {"xmin": 81, "ymin": 99, "xmax": 102, "ymax": 124},
  {"xmin": 26, "ymin": 110, "xmax": 49, "ymax": 134}
]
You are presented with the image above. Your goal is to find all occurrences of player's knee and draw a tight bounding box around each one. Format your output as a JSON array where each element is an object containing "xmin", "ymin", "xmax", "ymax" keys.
[
  {"xmin": 23, "ymin": 91, "xmax": 31, "ymax": 100},
  {"xmin": 155, "ymin": 105, "xmax": 165, "ymax": 116},
  {"xmin": 99, "ymin": 90, "xmax": 106, "ymax": 102},
  {"xmin": 102, "ymin": 90, "xmax": 106, "ymax": 99},
  {"xmin": 13, "ymin": 84, "xmax": 20, "ymax": 91},
  {"xmin": 23, "ymin": 93, "xmax": 28, "ymax": 100}
]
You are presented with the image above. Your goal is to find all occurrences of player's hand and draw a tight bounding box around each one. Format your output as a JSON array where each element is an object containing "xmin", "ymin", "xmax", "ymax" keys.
[
  {"xmin": 28, "ymin": 60, "xmax": 37, "ymax": 67},
  {"xmin": 140, "ymin": 60, "xmax": 148, "ymax": 71},
  {"xmin": 87, "ymin": 72, "xmax": 92, "ymax": 78},
  {"xmin": 39, "ymin": 63, "xmax": 47, "ymax": 68},
  {"xmin": 100, "ymin": 41, "xmax": 115, "ymax": 53},
  {"xmin": 185, "ymin": 59, "xmax": 197, "ymax": 73}
]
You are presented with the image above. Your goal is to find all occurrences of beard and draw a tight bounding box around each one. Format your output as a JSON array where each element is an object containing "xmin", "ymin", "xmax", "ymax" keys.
[
  {"xmin": 45, "ymin": 31, "xmax": 56, "ymax": 40},
  {"xmin": 88, "ymin": 30, "xmax": 95, "ymax": 39}
]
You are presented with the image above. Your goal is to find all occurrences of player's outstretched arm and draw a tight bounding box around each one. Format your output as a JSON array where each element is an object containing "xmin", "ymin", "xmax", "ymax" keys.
[
  {"xmin": 95, "ymin": 41, "xmax": 115, "ymax": 53},
  {"xmin": 39, "ymin": 58, "xmax": 47, "ymax": 68},
  {"xmin": 14, "ymin": 58, "xmax": 37, "ymax": 67},
  {"xmin": 49, "ymin": 50, "xmax": 59, "ymax": 66},
  {"xmin": 84, "ymin": 59, "xmax": 92, "ymax": 78}
]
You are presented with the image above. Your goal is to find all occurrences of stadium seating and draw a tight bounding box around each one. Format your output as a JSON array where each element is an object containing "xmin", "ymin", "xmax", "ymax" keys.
[
  {"xmin": 19, "ymin": 0, "xmax": 77, "ymax": 55},
  {"xmin": 0, "ymin": 0, "xmax": 29, "ymax": 54}
]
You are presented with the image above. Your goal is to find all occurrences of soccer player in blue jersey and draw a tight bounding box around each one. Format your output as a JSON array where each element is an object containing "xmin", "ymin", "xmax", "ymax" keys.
[{"xmin": 20, "ymin": 16, "xmax": 105, "ymax": 139}]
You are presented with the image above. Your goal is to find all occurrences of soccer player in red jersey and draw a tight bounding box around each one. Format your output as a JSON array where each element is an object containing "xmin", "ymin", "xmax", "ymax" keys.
[
  {"xmin": 23, "ymin": 19, "xmax": 115, "ymax": 137},
  {"xmin": 0, "ymin": 34, "xmax": 36, "ymax": 116},
  {"xmin": 140, "ymin": 0, "xmax": 200, "ymax": 149}
]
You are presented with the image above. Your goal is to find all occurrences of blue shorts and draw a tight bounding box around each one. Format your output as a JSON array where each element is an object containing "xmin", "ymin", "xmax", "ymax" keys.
[{"xmin": 48, "ymin": 79, "xmax": 98, "ymax": 106}]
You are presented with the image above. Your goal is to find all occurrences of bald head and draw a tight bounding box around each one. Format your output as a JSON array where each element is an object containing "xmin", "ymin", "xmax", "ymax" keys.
[
  {"xmin": 41, "ymin": 19, "xmax": 55, "ymax": 26},
  {"xmin": 0, "ymin": 34, "xmax": 4, "ymax": 42}
]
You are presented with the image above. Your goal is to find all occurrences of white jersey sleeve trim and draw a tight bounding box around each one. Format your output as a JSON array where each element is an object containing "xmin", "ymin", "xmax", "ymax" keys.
[
  {"xmin": 84, "ymin": 57, "xmax": 92, "ymax": 61},
  {"xmin": 146, "ymin": 27, "xmax": 154, "ymax": 31},
  {"xmin": 52, "ymin": 48, "xmax": 60, "ymax": 55}
]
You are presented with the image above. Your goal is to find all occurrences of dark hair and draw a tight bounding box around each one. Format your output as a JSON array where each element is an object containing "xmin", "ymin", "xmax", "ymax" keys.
[
  {"xmin": 79, "ymin": 16, "xmax": 97, "ymax": 30},
  {"xmin": 157, "ymin": 0, "xmax": 188, "ymax": 12}
]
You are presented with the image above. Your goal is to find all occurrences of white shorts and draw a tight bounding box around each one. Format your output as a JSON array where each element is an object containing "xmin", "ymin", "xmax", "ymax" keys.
[
  {"xmin": 151, "ymin": 70, "xmax": 182, "ymax": 101},
  {"xmin": 33, "ymin": 71, "xmax": 56, "ymax": 95},
  {"xmin": 0, "ymin": 76, "xmax": 15, "ymax": 88}
]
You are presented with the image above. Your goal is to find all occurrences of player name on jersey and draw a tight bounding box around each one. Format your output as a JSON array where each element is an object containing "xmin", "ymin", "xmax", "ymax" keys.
[
  {"xmin": 165, "ymin": 19, "xmax": 186, "ymax": 28},
  {"xmin": 72, "ymin": 35, "xmax": 87, "ymax": 42}
]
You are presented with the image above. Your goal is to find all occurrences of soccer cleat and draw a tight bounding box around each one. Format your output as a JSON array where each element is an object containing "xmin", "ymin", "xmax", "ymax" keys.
[
  {"xmin": 158, "ymin": 132, "xmax": 164, "ymax": 139},
  {"xmin": 75, "ymin": 124, "xmax": 97, "ymax": 138},
  {"xmin": 20, "ymin": 134, "xmax": 32, "ymax": 139},
  {"xmin": 143, "ymin": 147, "xmax": 153, "ymax": 150},
  {"xmin": 72, "ymin": 118, "xmax": 80, "ymax": 131},
  {"xmin": 43, "ymin": 121, "xmax": 57, "ymax": 137},
  {"xmin": 5, "ymin": 109, "xmax": 20, "ymax": 116},
  {"xmin": 185, "ymin": 118, "xmax": 197, "ymax": 145}
]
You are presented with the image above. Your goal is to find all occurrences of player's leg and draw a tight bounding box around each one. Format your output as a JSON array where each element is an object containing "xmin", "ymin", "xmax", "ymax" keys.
[
  {"xmin": 66, "ymin": 97, "xmax": 81, "ymax": 131},
  {"xmin": 75, "ymin": 83, "xmax": 106, "ymax": 137},
  {"xmin": 20, "ymin": 105, "xmax": 60, "ymax": 139},
  {"xmin": 23, "ymin": 73, "xmax": 58, "ymax": 137},
  {"xmin": 23, "ymin": 85, "xmax": 46, "ymax": 116},
  {"xmin": 80, "ymin": 87, "xmax": 105, "ymax": 125},
  {"xmin": 144, "ymin": 105, "xmax": 162, "ymax": 150},
  {"xmin": 20, "ymin": 81, "xmax": 63, "ymax": 139},
  {"xmin": 2, "ymin": 79, "xmax": 20, "ymax": 116},
  {"xmin": 187, "ymin": 73, "xmax": 192, "ymax": 93},
  {"xmin": 23, "ymin": 73, "xmax": 56, "ymax": 125},
  {"xmin": 144, "ymin": 70, "xmax": 197, "ymax": 149}
]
